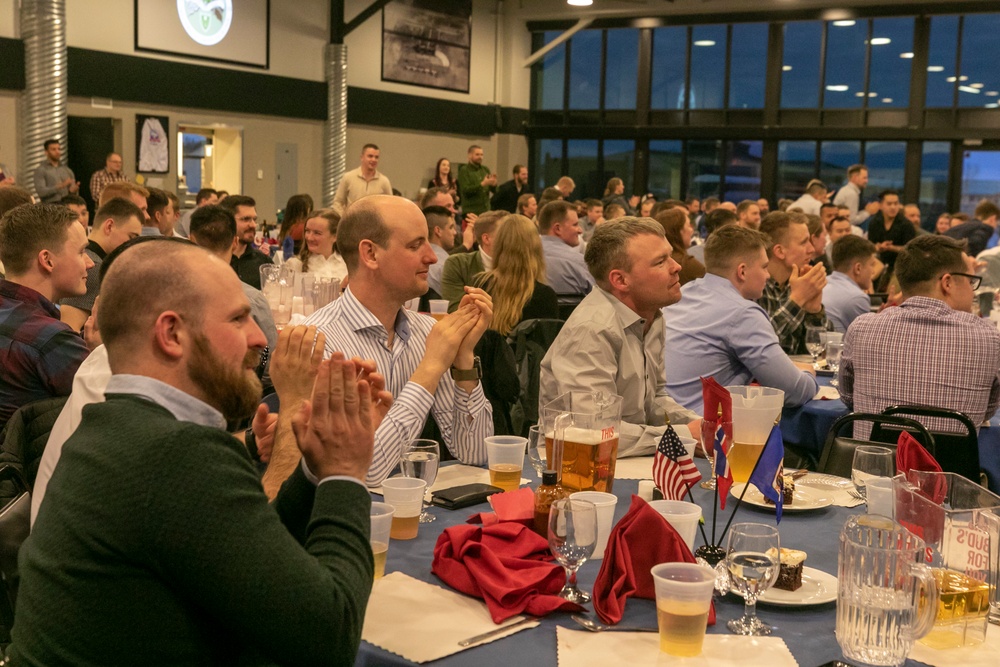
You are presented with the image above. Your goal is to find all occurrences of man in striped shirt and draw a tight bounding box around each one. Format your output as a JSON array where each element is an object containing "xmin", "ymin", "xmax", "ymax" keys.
[{"xmin": 294, "ymin": 195, "xmax": 493, "ymax": 487}]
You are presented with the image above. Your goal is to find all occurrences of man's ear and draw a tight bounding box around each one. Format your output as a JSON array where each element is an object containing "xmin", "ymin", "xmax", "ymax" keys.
[
  {"xmin": 152, "ymin": 311, "xmax": 186, "ymax": 361},
  {"xmin": 358, "ymin": 240, "xmax": 378, "ymax": 269}
]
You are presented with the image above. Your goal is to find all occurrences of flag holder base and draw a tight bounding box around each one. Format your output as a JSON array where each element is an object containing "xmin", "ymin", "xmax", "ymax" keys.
[{"xmin": 694, "ymin": 544, "xmax": 726, "ymax": 567}]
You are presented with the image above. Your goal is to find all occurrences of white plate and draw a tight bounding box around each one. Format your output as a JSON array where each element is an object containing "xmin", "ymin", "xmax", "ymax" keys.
[
  {"xmin": 796, "ymin": 473, "xmax": 854, "ymax": 491},
  {"xmin": 757, "ymin": 566, "xmax": 838, "ymax": 606},
  {"xmin": 729, "ymin": 483, "xmax": 834, "ymax": 512}
]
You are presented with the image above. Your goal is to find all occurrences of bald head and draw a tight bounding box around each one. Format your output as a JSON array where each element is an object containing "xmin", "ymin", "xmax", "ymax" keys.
[
  {"xmin": 336, "ymin": 195, "xmax": 399, "ymax": 273},
  {"xmin": 99, "ymin": 242, "xmax": 224, "ymax": 369}
]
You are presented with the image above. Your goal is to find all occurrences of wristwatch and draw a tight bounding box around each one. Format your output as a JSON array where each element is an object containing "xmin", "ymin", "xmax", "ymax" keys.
[{"xmin": 450, "ymin": 356, "xmax": 482, "ymax": 381}]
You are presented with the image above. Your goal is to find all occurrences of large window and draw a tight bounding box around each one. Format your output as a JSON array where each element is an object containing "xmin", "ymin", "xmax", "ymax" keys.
[
  {"xmin": 819, "ymin": 142, "xmax": 861, "ymax": 195},
  {"xmin": 958, "ymin": 14, "xmax": 1000, "ymax": 108},
  {"xmin": 729, "ymin": 23, "xmax": 768, "ymax": 109},
  {"xmin": 864, "ymin": 142, "xmax": 906, "ymax": 192},
  {"xmin": 605, "ymin": 30, "xmax": 639, "ymax": 110},
  {"xmin": 725, "ymin": 141, "xmax": 764, "ymax": 202},
  {"xmin": 566, "ymin": 140, "xmax": 600, "ymax": 198},
  {"xmin": 648, "ymin": 140, "xmax": 684, "ymax": 199},
  {"xmin": 926, "ymin": 16, "xmax": 959, "ymax": 108},
  {"xmin": 687, "ymin": 141, "xmax": 723, "ymax": 200},
  {"xmin": 777, "ymin": 141, "xmax": 818, "ymax": 198},
  {"xmin": 824, "ymin": 20, "xmax": 867, "ymax": 109},
  {"xmin": 603, "ymin": 140, "xmax": 636, "ymax": 196},
  {"xmin": 568, "ymin": 31, "xmax": 602, "ymax": 110},
  {"xmin": 651, "ymin": 26, "xmax": 687, "ymax": 110},
  {"xmin": 920, "ymin": 142, "xmax": 951, "ymax": 228},
  {"xmin": 536, "ymin": 139, "xmax": 564, "ymax": 192},
  {"xmin": 689, "ymin": 25, "xmax": 727, "ymax": 109},
  {"xmin": 868, "ymin": 18, "xmax": 914, "ymax": 108},
  {"xmin": 533, "ymin": 31, "xmax": 565, "ymax": 111},
  {"xmin": 781, "ymin": 22, "xmax": 823, "ymax": 108}
]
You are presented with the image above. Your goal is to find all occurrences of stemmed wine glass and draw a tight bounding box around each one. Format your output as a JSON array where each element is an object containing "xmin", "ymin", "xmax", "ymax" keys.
[
  {"xmin": 826, "ymin": 341, "xmax": 844, "ymax": 387},
  {"xmin": 548, "ymin": 498, "xmax": 598, "ymax": 604},
  {"xmin": 399, "ymin": 439, "xmax": 440, "ymax": 523},
  {"xmin": 726, "ymin": 522, "xmax": 780, "ymax": 636},
  {"xmin": 805, "ymin": 326, "xmax": 825, "ymax": 368},
  {"xmin": 526, "ymin": 425, "xmax": 547, "ymax": 478},
  {"xmin": 851, "ymin": 445, "xmax": 894, "ymax": 502}
]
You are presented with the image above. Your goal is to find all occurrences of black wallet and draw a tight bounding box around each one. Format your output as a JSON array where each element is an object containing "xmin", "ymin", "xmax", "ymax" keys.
[{"xmin": 430, "ymin": 483, "xmax": 504, "ymax": 510}]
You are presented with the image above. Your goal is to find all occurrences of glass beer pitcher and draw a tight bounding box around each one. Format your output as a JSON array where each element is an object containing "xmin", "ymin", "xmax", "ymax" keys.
[{"xmin": 542, "ymin": 392, "xmax": 623, "ymax": 493}]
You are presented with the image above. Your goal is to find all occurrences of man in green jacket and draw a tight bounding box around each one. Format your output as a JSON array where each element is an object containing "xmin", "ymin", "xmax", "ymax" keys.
[
  {"xmin": 457, "ymin": 144, "xmax": 497, "ymax": 216},
  {"xmin": 11, "ymin": 242, "xmax": 376, "ymax": 666}
]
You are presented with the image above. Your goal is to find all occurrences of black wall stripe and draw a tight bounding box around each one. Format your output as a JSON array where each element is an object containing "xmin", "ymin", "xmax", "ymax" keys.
[{"xmin": 0, "ymin": 38, "xmax": 527, "ymax": 136}]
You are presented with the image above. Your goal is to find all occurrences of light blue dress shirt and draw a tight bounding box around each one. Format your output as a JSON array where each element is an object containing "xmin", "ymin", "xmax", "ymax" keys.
[
  {"xmin": 540, "ymin": 235, "xmax": 594, "ymax": 302},
  {"xmin": 822, "ymin": 271, "xmax": 870, "ymax": 333},
  {"xmin": 428, "ymin": 244, "xmax": 450, "ymax": 295},
  {"xmin": 662, "ymin": 273, "xmax": 819, "ymax": 414}
]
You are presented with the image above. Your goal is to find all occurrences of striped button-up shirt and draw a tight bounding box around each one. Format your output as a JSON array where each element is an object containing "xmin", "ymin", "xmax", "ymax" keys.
[{"xmin": 304, "ymin": 287, "xmax": 491, "ymax": 486}]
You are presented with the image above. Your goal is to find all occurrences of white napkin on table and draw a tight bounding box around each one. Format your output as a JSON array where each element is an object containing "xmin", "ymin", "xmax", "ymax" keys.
[
  {"xmin": 613, "ymin": 456, "xmax": 655, "ymax": 480},
  {"xmin": 813, "ymin": 386, "xmax": 840, "ymax": 401},
  {"xmin": 909, "ymin": 623, "xmax": 1000, "ymax": 667},
  {"xmin": 556, "ymin": 627, "xmax": 798, "ymax": 666},
  {"xmin": 797, "ymin": 474, "xmax": 864, "ymax": 508},
  {"xmin": 362, "ymin": 572, "xmax": 540, "ymax": 664},
  {"xmin": 371, "ymin": 464, "xmax": 530, "ymax": 501}
]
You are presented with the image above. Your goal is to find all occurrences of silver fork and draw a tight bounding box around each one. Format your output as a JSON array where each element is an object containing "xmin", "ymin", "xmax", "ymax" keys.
[{"xmin": 847, "ymin": 489, "xmax": 864, "ymax": 501}]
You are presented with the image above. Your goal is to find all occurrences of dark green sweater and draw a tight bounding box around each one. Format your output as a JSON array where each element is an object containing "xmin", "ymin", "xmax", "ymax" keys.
[{"xmin": 10, "ymin": 395, "xmax": 373, "ymax": 666}]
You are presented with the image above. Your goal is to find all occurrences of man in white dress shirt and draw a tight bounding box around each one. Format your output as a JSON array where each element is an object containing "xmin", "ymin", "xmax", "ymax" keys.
[
  {"xmin": 833, "ymin": 164, "xmax": 881, "ymax": 231},
  {"xmin": 424, "ymin": 205, "xmax": 455, "ymax": 296}
]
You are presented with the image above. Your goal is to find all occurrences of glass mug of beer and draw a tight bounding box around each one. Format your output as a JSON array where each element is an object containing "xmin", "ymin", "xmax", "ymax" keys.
[
  {"xmin": 651, "ymin": 562, "xmax": 717, "ymax": 657},
  {"xmin": 542, "ymin": 391, "xmax": 623, "ymax": 493}
]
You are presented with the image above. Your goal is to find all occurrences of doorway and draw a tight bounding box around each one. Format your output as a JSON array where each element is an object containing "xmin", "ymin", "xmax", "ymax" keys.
[
  {"xmin": 176, "ymin": 124, "xmax": 242, "ymax": 206},
  {"xmin": 960, "ymin": 149, "xmax": 1000, "ymax": 214}
]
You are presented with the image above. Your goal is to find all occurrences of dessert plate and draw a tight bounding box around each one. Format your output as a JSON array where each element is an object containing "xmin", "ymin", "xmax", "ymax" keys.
[
  {"xmin": 729, "ymin": 483, "xmax": 834, "ymax": 512},
  {"xmin": 758, "ymin": 567, "xmax": 837, "ymax": 606}
]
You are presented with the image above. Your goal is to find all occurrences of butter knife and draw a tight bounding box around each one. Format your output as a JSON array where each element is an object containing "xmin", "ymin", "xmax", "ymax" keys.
[{"xmin": 457, "ymin": 616, "xmax": 538, "ymax": 647}]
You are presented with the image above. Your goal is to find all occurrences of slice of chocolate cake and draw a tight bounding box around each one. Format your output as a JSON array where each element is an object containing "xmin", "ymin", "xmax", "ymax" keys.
[
  {"xmin": 763, "ymin": 477, "xmax": 794, "ymax": 506},
  {"xmin": 772, "ymin": 548, "xmax": 807, "ymax": 591}
]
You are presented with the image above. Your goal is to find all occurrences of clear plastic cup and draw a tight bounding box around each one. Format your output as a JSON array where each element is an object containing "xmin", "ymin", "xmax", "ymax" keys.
[
  {"xmin": 569, "ymin": 491, "xmax": 618, "ymax": 560},
  {"xmin": 429, "ymin": 299, "xmax": 449, "ymax": 320},
  {"xmin": 370, "ymin": 502, "xmax": 394, "ymax": 578},
  {"xmin": 381, "ymin": 478, "xmax": 426, "ymax": 540},
  {"xmin": 648, "ymin": 499, "xmax": 702, "ymax": 551},
  {"xmin": 651, "ymin": 562, "xmax": 717, "ymax": 656},
  {"xmin": 485, "ymin": 436, "xmax": 526, "ymax": 492}
]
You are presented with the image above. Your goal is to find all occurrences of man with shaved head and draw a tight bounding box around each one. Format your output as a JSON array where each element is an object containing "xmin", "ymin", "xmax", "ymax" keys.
[
  {"xmin": 13, "ymin": 241, "xmax": 377, "ymax": 664},
  {"xmin": 298, "ymin": 195, "xmax": 494, "ymax": 487}
]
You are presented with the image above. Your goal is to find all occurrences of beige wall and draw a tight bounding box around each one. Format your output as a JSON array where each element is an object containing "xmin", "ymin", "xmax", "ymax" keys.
[
  {"xmin": 0, "ymin": 0, "xmax": 14, "ymax": 38},
  {"xmin": 0, "ymin": 91, "xmax": 18, "ymax": 182}
]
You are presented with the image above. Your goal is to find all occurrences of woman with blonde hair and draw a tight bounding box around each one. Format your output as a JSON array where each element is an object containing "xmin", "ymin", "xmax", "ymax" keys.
[
  {"xmin": 278, "ymin": 193, "xmax": 313, "ymax": 259},
  {"xmin": 656, "ymin": 208, "xmax": 705, "ymax": 285},
  {"xmin": 476, "ymin": 214, "xmax": 558, "ymax": 335},
  {"xmin": 284, "ymin": 208, "xmax": 347, "ymax": 282}
]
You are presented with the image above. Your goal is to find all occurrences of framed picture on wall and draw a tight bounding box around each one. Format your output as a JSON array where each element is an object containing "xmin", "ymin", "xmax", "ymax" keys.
[
  {"xmin": 136, "ymin": 115, "xmax": 170, "ymax": 174},
  {"xmin": 381, "ymin": 0, "xmax": 471, "ymax": 94}
]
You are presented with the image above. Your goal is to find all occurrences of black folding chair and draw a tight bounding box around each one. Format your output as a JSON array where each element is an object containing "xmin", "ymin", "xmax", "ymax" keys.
[
  {"xmin": 878, "ymin": 404, "xmax": 982, "ymax": 484},
  {"xmin": 818, "ymin": 412, "xmax": 935, "ymax": 479},
  {"xmin": 0, "ymin": 464, "xmax": 29, "ymax": 643}
]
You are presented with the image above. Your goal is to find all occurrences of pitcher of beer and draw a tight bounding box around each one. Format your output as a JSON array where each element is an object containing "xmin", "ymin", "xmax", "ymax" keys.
[
  {"xmin": 837, "ymin": 514, "xmax": 939, "ymax": 667},
  {"xmin": 542, "ymin": 392, "xmax": 623, "ymax": 493},
  {"xmin": 725, "ymin": 386, "xmax": 784, "ymax": 483}
]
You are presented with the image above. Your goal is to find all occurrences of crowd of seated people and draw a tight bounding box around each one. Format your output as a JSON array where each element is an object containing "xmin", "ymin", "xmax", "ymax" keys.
[{"xmin": 2, "ymin": 136, "xmax": 1000, "ymax": 662}]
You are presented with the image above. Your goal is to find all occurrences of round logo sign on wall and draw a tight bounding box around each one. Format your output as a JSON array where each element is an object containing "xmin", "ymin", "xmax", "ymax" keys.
[{"xmin": 177, "ymin": 0, "xmax": 233, "ymax": 46}]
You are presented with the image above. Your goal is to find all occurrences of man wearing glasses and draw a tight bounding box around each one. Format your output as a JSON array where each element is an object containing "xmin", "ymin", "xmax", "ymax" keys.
[
  {"xmin": 222, "ymin": 195, "xmax": 272, "ymax": 290},
  {"xmin": 839, "ymin": 235, "xmax": 1000, "ymax": 437}
]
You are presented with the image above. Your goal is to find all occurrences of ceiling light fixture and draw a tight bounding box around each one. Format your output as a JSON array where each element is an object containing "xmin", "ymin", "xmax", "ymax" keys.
[
  {"xmin": 959, "ymin": 85, "xmax": 981, "ymax": 94},
  {"xmin": 947, "ymin": 77, "xmax": 957, "ymax": 83},
  {"xmin": 870, "ymin": 38, "xmax": 891, "ymax": 46},
  {"xmin": 782, "ymin": 65, "xmax": 793, "ymax": 71},
  {"xmin": 567, "ymin": 0, "xmax": 593, "ymax": 6},
  {"xmin": 833, "ymin": 20, "xmax": 856, "ymax": 27},
  {"xmin": 971, "ymin": 83, "xmax": 985, "ymax": 89},
  {"xmin": 900, "ymin": 52, "xmax": 914, "ymax": 59},
  {"xmin": 826, "ymin": 85, "xmax": 849, "ymax": 92},
  {"xmin": 868, "ymin": 92, "xmax": 878, "ymax": 97},
  {"xmin": 927, "ymin": 66, "xmax": 945, "ymax": 72},
  {"xmin": 986, "ymin": 91, "xmax": 999, "ymax": 97},
  {"xmin": 986, "ymin": 103, "xmax": 999, "ymax": 109},
  {"xmin": 882, "ymin": 98, "xmax": 893, "ymax": 103},
  {"xmin": 693, "ymin": 40, "xmax": 716, "ymax": 47}
]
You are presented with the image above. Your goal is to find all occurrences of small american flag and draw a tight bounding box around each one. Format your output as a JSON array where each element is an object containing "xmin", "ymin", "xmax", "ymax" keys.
[{"xmin": 653, "ymin": 425, "xmax": 702, "ymax": 501}]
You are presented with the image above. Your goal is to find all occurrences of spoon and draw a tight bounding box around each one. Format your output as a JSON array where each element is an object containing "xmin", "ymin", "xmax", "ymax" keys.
[{"xmin": 571, "ymin": 615, "xmax": 657, "ymax": 633}]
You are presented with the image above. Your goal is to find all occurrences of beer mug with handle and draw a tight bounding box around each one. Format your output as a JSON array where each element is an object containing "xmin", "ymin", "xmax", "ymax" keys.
[{"xmin": 836, "ymin": 515, "xmax": 939, "ymax": 667}]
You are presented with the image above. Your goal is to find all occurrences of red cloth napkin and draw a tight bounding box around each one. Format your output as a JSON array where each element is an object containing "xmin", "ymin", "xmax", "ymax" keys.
[
  {"xmin": 896, "ymin": 430, "xmax": 942, "ymax": 475},
  {"xmin": 466, "ymin": 487, "xmax": 535, "ymax": 526},
  {"xmin": 592, "ymin": 495, "xmax": 716, "ymax": 626},
  {"xmin": 431, "ymin": 521, "xmax": 585, "ymax": 623},
  {"xmin": 701, "ymin": 376, "xmax": 732, "ymax": 422}
]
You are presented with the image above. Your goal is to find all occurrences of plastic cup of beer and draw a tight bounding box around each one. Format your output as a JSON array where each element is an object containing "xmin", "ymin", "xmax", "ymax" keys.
[
  {"xmin": 381, "ymin": 478, "xmax": 426, "ymax": 540},
  {"xmin": 651, "ymin": 562, "xmax": 717, "ymax": 657},
  {"xmin": 370, "ymin": 502, "xmax": 394, "ymax": 579},
  {"xmin": 648, "ymin": 500, "xmax": 702, "ymax": 551},
  {"xmin": 429, "ymin": 299, "xmax": 449, "ymax": 321},
  {"xmin": 569, "ymin": 491, "xmax": 618, "ymax": 559},
  {"xmin": 485, "ymin": 436, "xmax": 527, "ymax": 492}
]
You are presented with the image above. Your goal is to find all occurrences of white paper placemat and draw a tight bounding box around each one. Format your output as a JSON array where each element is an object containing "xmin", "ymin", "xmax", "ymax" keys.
[
  {"xmin": 909, "ymin": 622, "xmax": 1000, "ymax": 667},
  {"xmin": 362, "ymin": 572, "xmax": 540, "ymax": 663},
  {"xmin": 556, "ymin": 627, "xmax": 798, "ymax": 666},
  {"xmin": 371, "ymin": 464, "xmax": 530, "ymax": 500},
  {"xmin": 797, "ymin": 473, "xmax": 864, "ymax": 508},
  {"xmin": 614, "ymin": 456, "xmax": 655, "ymax": 480},
  {"xmin": 813, "ymin": 386, "xmax": 841, "ymax": 401}
]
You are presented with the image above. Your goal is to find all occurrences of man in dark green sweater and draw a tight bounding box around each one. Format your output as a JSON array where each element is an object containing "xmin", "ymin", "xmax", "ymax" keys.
[
  {"xmin": 457, "ymin": 144, "xmax": 497, "ymax": 216},
  {"xmin": 10, "ymin": 242, "xmax": 376, "ymax": 666}
]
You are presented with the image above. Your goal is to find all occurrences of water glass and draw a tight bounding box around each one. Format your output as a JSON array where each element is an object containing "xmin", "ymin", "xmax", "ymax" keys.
[
  {"xmin": 805, "ymin": 325, "xmax": 825, "ymax": 365},
  {"xmin": 826, "ymin": 341, "xmax": 844, "ymax": 387},
  {"xmin": 548, "ymin": 498, "xmax": 598, "ymax": 604},
  {"xmin": 852, "ymin": 445, "xmax": 894, "ymax": 501},
  {"xmin": 526, "ymin": 425, "xmax": 546, "ymax": 478},
  {"xmin": 400, "ymin": 439, "xmax": 440, "ymax": 523},
  {"xmin": 726, "ymin": 522, "xmax": 780, "ymax": 636}
]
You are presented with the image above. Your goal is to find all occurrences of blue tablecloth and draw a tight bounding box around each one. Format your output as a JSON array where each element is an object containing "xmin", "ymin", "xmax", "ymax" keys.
[{"xmin": 357, "ymin": 462, "xmax": 939, "ymax": 667}]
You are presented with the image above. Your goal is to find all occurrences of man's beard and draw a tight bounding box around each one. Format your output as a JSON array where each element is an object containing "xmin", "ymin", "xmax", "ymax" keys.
[{"xmin": 188, "ymin": 333, "xmax": 262, "ymax": 425}]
